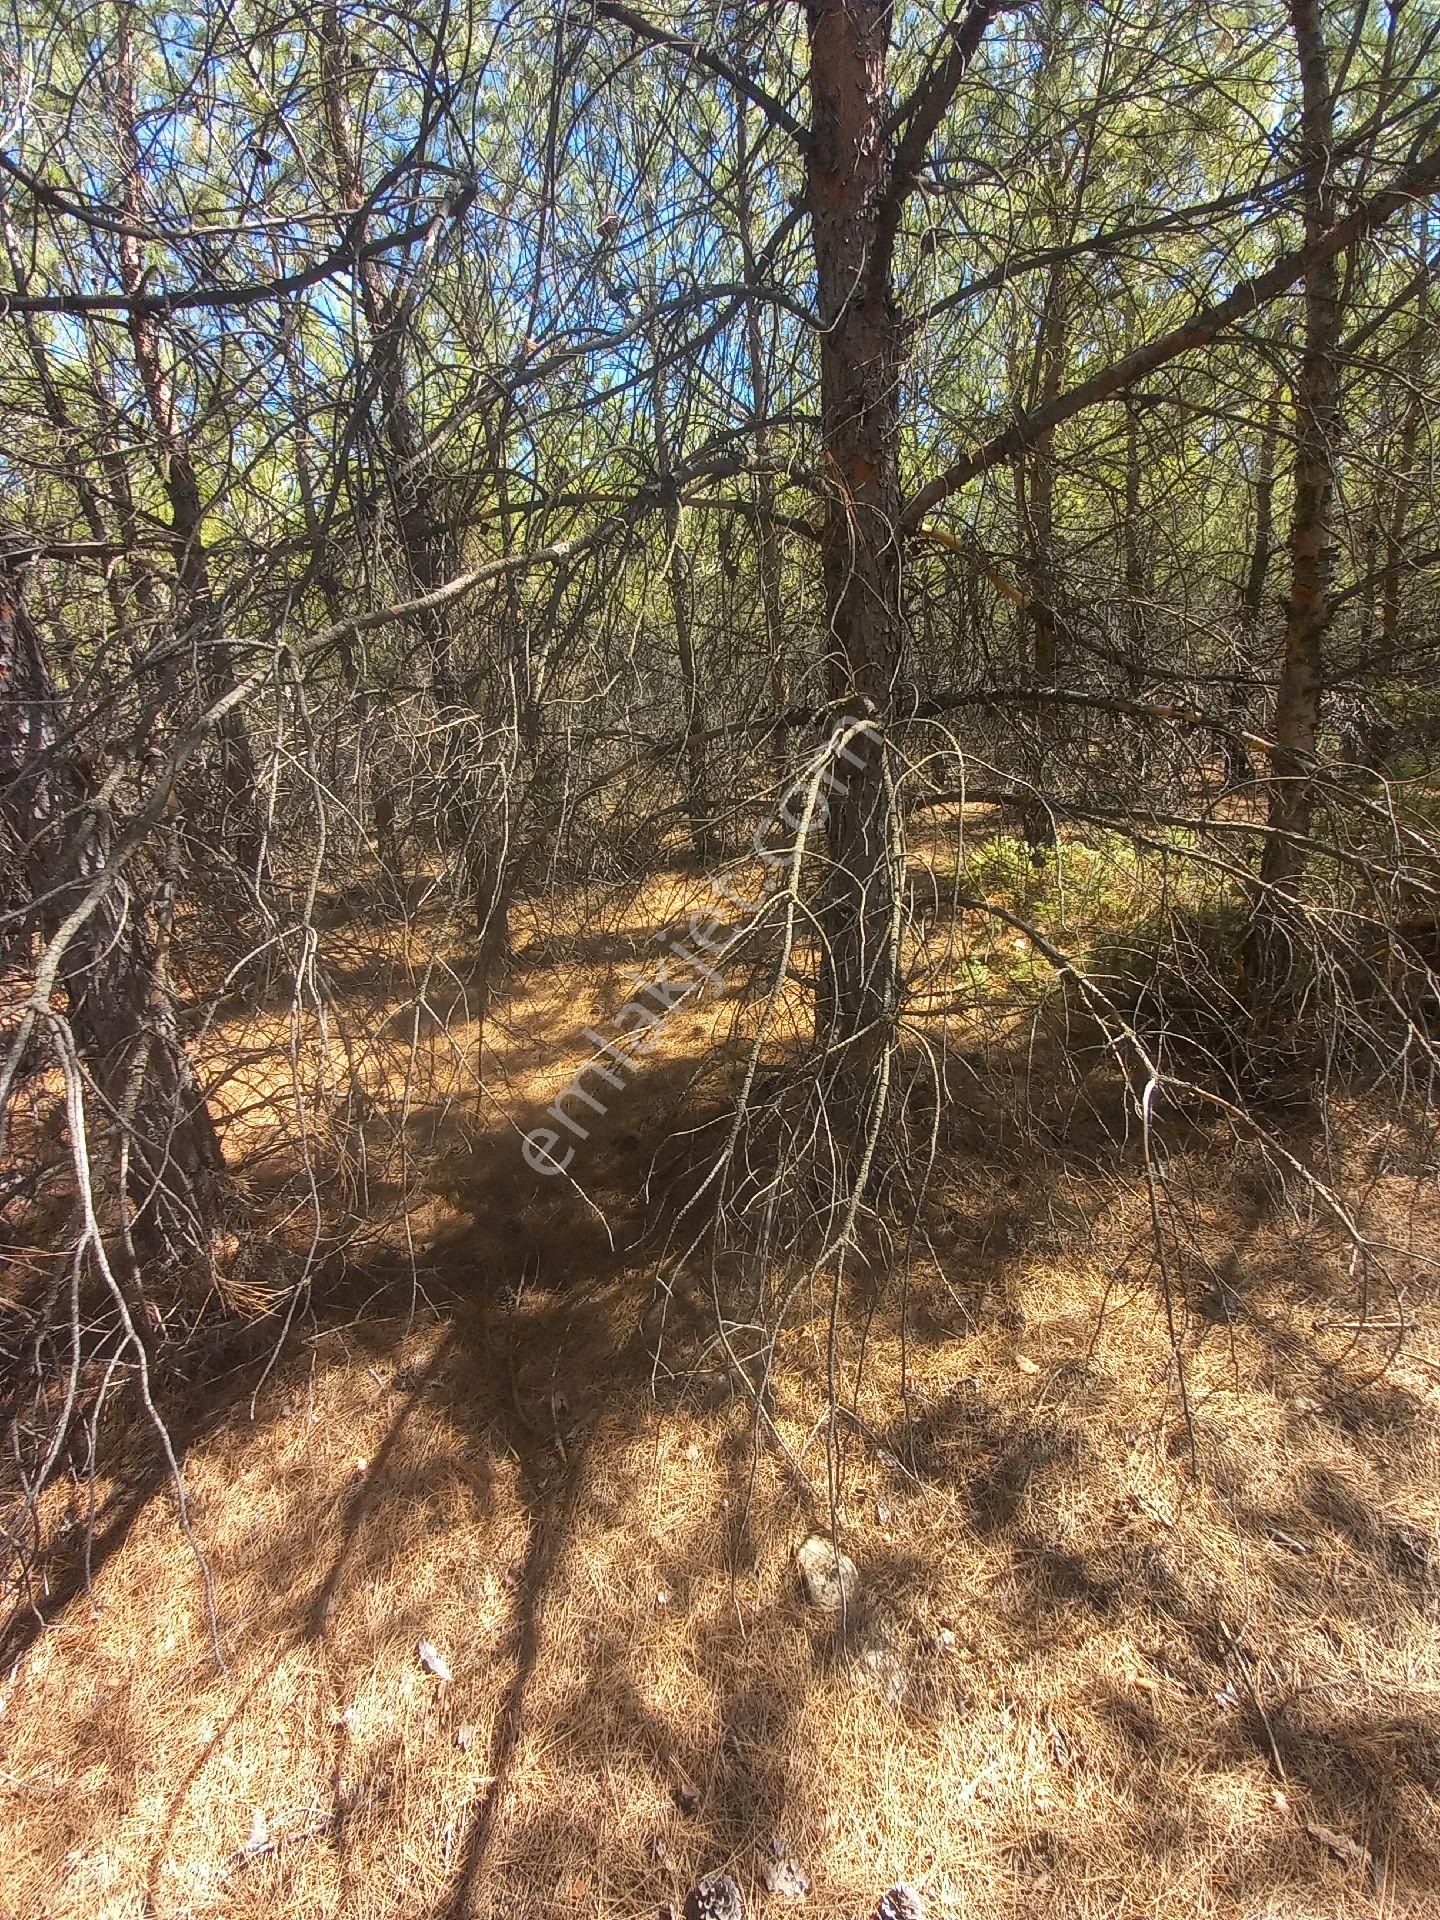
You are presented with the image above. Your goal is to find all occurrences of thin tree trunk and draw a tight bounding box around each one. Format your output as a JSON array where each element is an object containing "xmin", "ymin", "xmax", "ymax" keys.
[
  {"xmin": 1380, "ymin": 293, "xmax": 1427, "ymax": 648},
  {"xmin": 318, "ymin": 0, "xmax": 461, "ymax": 666},
  {"xmin": 0, "ymin": 555, "xmax": 223, "ymax": 1268},
  {"xmin": 278, "ymin": 298, "xmax": 350, "ymax": 644},
  {"xmin": 1226, "ymin": 382, "xmax": 1283, "ymax": 784},
  {"xmin": 112, "ymin": 7, "xmax": 264, "ymax": 878},
  {"xmin": 1252, "ymin": 0, "xmax": 1341, "ymax": 988},
  {"xmin": 318, "ymin": 0, "xmax": 513, "ymax": 972},
  {"xmin": 804, "ymin": 0, "xmax": 905, "ymax": 1061},
  {"xmin": 1350, "ymin": 307, "xmax": 1427, "ymax": 778},
  {"xmin": 0, "ymin": 213, "xmax": 136, "ymax": 653},
  {"xmin": 736, "ymin": 99, "xmax": 791, "ymax": 763},
  {"xmin": 1023, "ymin": 252, "xmax": 1068, "ymax": 691},
  {"xmin": 1123, "ymin": 398, "xmax": 1147, "ymax": 697},
  {"xmin": 473, "ymin": 406, "xmax": 534, "ymax": 992},
  {"xmin": 3, "ymin": 211, "xmax": 171, "ymax": 723},
  {"xmin": 85, "ymin": 336, "xmax": 173, "ymax": 695},
  {"xmin": 1017, "ymin": 248, "xmax": 1067, "ymax": 848},
  {"xmin": 650, "ymin": 357, "xmax": 716, "ymax": 864}
]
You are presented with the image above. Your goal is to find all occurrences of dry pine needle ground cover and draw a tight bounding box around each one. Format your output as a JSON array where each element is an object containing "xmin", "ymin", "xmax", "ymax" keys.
[{"xmin": 3, "ymin": 857, "xmax": 1440, "ymax": 1920}]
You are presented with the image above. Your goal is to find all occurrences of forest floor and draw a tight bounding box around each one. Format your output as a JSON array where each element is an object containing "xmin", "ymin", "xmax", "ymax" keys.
[{"xmin": 4, "ymin": 834, "xmax": 1440, "ymax": 1920}]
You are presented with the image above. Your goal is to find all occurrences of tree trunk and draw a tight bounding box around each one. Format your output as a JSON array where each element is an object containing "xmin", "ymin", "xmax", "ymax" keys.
[
  {"xmin": 1017, "ymin": 248, "xmax": 1068, "ymax": 848},
  {"xmin": 1380, "ymin": 292, "xmax": 1427, "ymax": 649},
  {"xmin": 736, "ymin": 99, "xmax": 792, "ymax": 764},
  {"xmin": 1023, "ymin": 252, "xmax": 1069, "ymax": 691},
  {"xmin": 804, "ymin": 0, "xmax": 905, "ymax": 1064},
  {"xmin": 112, "ymin": 7, "xmax": 264, "ymax": 878},
  {"xmin": 1123, "ymin": 398, "xmax": 1147, "ymax": 697},
  {"xmin": 1225, "ymin": 382, "xmax": 1283, "ymax": 785},
  {"xmin": 0, "ymin": 555, "xmax": 223, "ymax": 1268},
  {"xmin": 318, "ymin": 0, "xmax": 462, "ymax": 661},
  {"xmin": 649, "ymin": 354, "xmax": 716, "ymax": 864},
  {"xmin": 0, "ymin": 214, "xmax": 141, "ymax": 660},
  {"xmin": 318, "ymin": 0, "xmax": 514, "ymax": 973},
  {"xmin": 1251, "ymin": 0, "xmax": 1341, "ymax": 993}
]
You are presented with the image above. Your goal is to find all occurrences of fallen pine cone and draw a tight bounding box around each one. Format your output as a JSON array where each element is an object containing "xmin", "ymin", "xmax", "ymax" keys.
[{"xmin": 684, "ymin": 1873, "xmax": 745, "ymax": 1920}]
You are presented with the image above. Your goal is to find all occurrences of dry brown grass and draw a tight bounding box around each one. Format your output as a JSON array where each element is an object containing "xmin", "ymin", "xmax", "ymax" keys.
[{"xmin": 4, "ymin": 863, "xmax": 1440, "ymax": 1920}]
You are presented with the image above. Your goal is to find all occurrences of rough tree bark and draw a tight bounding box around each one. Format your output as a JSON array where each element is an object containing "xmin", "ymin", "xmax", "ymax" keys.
[
  {"xmin": 800, "ymin": 0, "xmax": 1001, "ymax": 1065},
  {"xmin": 804, "ymin": 0, "xmax": 907, "ymax": 1064},
  {"xmin": 0, "ymin": 552, "xmax": 223, "ymax": 1267}
]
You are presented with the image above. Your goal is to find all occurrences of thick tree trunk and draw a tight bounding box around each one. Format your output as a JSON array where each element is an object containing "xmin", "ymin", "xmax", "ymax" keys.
[
  {"xmin": 0, "ymin": 556, "xmax": 223, "ymax": 1267},
  {"xmin": 1251, "ymin": 0, "xmax": 1340, "ymax": 994},
  {"xmin": 804, "ymin": 0, "xmax": 905, "ymax": 1063}
]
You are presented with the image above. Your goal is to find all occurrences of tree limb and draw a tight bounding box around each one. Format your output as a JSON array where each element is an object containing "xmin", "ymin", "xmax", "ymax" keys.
[
  {"xmin": 593, "ymin": 3, "xmax": 807, "ymax": 146},
  {"xmin": 903, "ymin": 138, "xmax": 1440, "ymax": 528}
]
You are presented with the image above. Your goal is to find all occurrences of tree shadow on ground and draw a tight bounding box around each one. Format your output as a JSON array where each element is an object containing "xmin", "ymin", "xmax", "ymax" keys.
[{"xmin": 6, "ymin": 981, "xmax": 1439, "ymax": 1917}]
